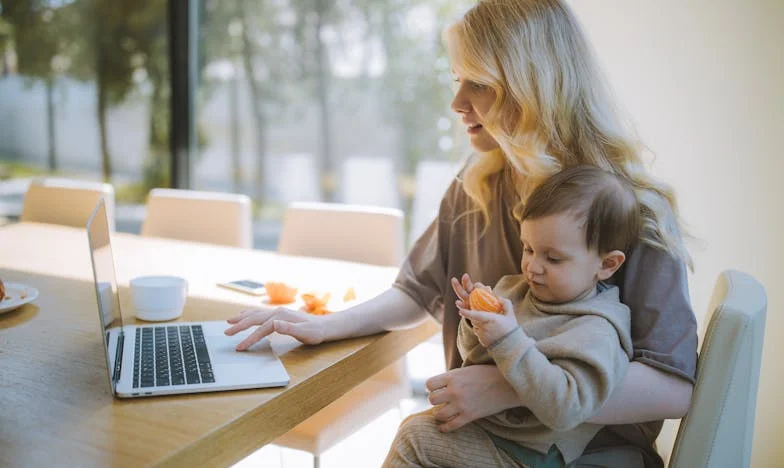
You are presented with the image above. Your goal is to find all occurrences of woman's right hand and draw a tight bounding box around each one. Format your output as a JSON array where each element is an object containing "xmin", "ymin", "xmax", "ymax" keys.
[
  {"xmin": 426, "ymin": 364, "xmax": 522, "ymax": 432},
  {"xmin": 224, "ymin": 307, "xmax": 327, "ymax": 350}
]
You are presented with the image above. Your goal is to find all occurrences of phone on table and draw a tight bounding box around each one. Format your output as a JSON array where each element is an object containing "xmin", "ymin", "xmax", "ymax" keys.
[{"xmin": 217, "ymin": 279, "xmax": 266, "ymax": 296}]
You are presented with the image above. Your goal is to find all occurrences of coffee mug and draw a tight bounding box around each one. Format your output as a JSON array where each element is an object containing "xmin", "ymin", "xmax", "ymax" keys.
[
  {"xmin": 130, "ymin": 275, "xmax": 188, "ymax": 321},
  {"xmin": 97, "ymin": 281, "xmax": 116, "ymax": 325}
]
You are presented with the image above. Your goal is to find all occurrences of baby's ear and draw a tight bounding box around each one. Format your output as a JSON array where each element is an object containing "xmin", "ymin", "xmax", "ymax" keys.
[{"xmin": 597, "ymin": 250, "xmax": 626, "ymax": 281}]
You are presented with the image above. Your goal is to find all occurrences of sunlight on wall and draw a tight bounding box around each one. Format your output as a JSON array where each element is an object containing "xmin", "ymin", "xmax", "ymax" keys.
[{"xmin": 571, "ymin": 1, "xmax": 784, "ymax": 465}]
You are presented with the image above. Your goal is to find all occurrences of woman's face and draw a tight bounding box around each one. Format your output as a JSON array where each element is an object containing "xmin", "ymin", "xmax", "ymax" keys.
[{"xmin": 451, "ymin": 74, "xmax": 501, "ymax": 152}]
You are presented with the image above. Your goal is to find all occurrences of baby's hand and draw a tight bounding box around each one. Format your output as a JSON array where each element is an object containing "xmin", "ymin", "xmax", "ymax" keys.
[
  {"xmin": 458, "ymin": 296, "xmax": 518, "ymax": 347},
  {"xmin": 450, "ymin": 273, "xmax": 476, "ymax": 310}
]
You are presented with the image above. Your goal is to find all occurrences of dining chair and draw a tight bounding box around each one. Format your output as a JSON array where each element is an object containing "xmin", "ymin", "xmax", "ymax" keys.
[
  {"xmin": 278, "ymin": 201, "xmax": 405, "ymax": 267},
  {"xmin": 665, "ymin": 269, "xmax": 767, "ymax": 468},
  {"xmin": 407, "ymin": 159, "xmax": 461, "ymax": 247},
  {"xmin": 275, "ymin": 201, "xmax": 410, "ymax": 468},
  {"xmin": 339, "ymin": 157, "xmax": 401, "ymax": 209},
  {"xmin": 141, "ymin": 188, "xmax": 253, "ymax": 248},
  {"xmin": 21, "ymin": 177, "xmax": 116, "ymax": 230}
]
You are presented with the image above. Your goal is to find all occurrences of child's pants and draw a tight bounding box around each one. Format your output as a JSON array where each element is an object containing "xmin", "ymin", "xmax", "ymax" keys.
[{"xmin": 381, "ymin": 408, "xmax": 523, "ymax": 468}]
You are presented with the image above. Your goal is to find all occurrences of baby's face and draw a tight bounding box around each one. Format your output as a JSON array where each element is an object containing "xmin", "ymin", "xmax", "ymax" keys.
[{"xmin": 520, "ymin": 213, "xmax": 604, "ymax": 304}]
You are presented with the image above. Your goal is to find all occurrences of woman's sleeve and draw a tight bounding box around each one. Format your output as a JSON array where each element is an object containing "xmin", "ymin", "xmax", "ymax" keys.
[
  {"xmin": 391, "ymin": 178, "xmax": 461, "ymax": 323},
  {"xmin": 617, "ymin": 244, "xmax": 699, "ymax": 383}
]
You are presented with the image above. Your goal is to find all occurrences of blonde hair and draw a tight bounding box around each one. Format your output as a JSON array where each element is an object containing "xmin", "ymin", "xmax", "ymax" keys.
[{"xmin": 444, "ymin": 0, "xmax": 692, "ymax": 268}]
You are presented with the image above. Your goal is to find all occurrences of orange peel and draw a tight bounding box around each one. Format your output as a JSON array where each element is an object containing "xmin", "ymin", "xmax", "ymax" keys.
[{"xmin": 265, "ymin": 281, "xmax": 298, "ymax": 304}]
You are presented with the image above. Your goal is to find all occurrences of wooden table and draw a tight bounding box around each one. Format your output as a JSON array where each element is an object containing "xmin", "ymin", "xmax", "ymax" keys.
[{"xmin": 0, "ymin": 222, "xmax": 440, "ymax": 467}]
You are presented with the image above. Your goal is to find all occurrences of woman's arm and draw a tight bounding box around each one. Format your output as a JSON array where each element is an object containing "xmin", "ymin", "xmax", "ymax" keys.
[
  {"xmin": 225, "ymin": 287, "xmax": 430, "ymax": 349},
  {"xmin": 587, "ymin": 361, "xmax": 693, "ymax": 424},
  {"xmin": 426, "ymin": 361, "xmax": 692, "ymax": 432},
  {"xmin": 325, "ymin": 287, "xmax": 431, "ymax": 337}
]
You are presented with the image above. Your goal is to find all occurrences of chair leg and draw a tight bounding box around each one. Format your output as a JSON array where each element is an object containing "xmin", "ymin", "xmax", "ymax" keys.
[{"xmin": 313, "ymin": 454, "xmax": 320, "ymax": 468}]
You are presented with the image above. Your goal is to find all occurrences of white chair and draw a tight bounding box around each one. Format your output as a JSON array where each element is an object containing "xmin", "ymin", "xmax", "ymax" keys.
[
  {"xmin": 339, "ymin": 157, "xmax": 400, "ymax": 209},
  {"xmin": 278, "ymin": 202, "xmax": 405, "ymax": 267},
  {"xmin": 21, "ymin": 177, "xmax": 115, "ymax": 230},
  {"xmin": 141, "ymin": 188, "xmax": 252, "ymax": 248},
  {"xmin": 275, "ymin": 201, "xmax": 410, "ymax": 467},
  {"xmin": 665, "ymin": 270, "xmax": 767, "ymax": 467},
  {"xmin": 408, "ymin": 159, "xmax": 461, "ymax": 247},
  {"xmin": 275, "ymin": 153, "xmax": 322, "ymax": 203}
]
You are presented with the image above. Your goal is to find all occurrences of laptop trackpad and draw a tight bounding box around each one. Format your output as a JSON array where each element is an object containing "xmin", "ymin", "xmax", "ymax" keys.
[{"xmin": 210, "ymin": 335, "xmax": 278, "ymax": 365}]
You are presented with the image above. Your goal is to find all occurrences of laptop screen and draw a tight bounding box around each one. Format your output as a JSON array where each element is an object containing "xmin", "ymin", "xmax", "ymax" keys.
[{"xmin": 86, "ymin": 198, "xmax": 124, "ymax": 395}]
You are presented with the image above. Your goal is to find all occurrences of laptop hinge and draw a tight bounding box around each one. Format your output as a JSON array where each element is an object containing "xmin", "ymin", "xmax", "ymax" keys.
[{"xmin": 113, "ymin": 332, "xmax": 124, "ymax": 383}]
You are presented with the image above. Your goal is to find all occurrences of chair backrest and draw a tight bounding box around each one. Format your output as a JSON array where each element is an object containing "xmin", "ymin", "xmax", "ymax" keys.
[
  {"xmin": 141, "ymin": 188, "xmax": 253, "ymax": 248},
  {"xmin": 339, "ymin": 157, "xmax": 400, "ymax": 209},
  {"xmin": 278, "ymin": 201, "xmax": 404, "ymax": 267},
  {"xmin": 21, "ymin": 177, "xmax": 116, "ymax": 230},
  {"xmin": 408, "ymin": 159, "xmax": 461, "ymax": 247},
  {"xmin": 275, "ymin": 152, "xmax": 321, "ymax": 203},
  {"xmin": 669, "ymin": 270, "xmax": 767, "ymax": 468}
]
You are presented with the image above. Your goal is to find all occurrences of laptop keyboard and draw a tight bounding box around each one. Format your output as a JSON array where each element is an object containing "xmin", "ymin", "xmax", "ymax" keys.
[{"xmin": 133, "ymin": 324, "xmax": 215, "ymax": 388}]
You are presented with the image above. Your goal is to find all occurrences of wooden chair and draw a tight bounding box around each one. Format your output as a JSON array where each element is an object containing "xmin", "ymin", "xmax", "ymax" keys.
[
  {"xmin": 275, "ymin": 201, "xmax": 410, "ymax": 467},
  {"xmin": 664, "ymin": 270, "xmax": 767, "ymax": 467},
  {"xmin": 141, "ymin": 188, "xmax": 252, "ymax": 248},
  {"xmin": 21, "ymin": 177, "xmax": 115, "ymax": 230}
]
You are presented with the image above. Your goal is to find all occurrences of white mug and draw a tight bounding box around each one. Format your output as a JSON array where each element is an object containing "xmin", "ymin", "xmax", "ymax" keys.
[
  {"xmin": 130, "ymin": 275, "xmax": 188, "ymax": 321},
  {"xmin": 97, "ymin": 281, "xmax": 117, "ymax": 325}
]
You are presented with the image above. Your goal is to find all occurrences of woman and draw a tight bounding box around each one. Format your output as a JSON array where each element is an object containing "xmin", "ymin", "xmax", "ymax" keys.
[{"xmin": 225, "ymin": 0, "xmax": 697, "ymax": 465}]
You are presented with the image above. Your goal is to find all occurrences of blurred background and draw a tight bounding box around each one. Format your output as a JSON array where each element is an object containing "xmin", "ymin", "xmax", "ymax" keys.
[
  {"xmin": 1, "ymin": 0, "xmax": 782, "ymax": 466},
  {"xmin": 0, "ymin": 0, "xmax": 472, "ymax": 247}
]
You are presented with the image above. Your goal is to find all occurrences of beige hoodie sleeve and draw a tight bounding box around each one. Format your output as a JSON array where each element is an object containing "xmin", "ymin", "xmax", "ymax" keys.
[
  {"xmin": 457, "ymin": 317, "xmax": 494, "ymax": 366},
  {"xmin": 488, "ymin": 296, "xmax": 632, "ymax": 431}
]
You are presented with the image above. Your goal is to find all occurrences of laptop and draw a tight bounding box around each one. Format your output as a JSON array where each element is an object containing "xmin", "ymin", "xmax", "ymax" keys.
[{"xmin": 87, "ymin": 198, "xmax": 289, "ymax": 398}]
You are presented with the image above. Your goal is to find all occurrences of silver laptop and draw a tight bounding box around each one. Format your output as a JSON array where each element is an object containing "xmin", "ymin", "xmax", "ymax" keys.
[{"xmin": 87, "ymin": 198, "xmax": 289, "ymax": 398}]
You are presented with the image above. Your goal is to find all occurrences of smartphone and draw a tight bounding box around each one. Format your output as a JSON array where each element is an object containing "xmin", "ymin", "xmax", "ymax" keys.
[{"xmin": 217, "ymin": 279, "xmax": 266, "ymax": 296}]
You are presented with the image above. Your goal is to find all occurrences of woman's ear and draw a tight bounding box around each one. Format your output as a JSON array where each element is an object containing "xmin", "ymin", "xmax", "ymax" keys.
[{"xmin": 597, "ymin": 250, "xmax": 626, "ymax": 281}]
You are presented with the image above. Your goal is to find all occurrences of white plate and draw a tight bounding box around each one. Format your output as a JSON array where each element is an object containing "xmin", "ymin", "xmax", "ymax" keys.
[{"xmin": 0, "ymin": 282, "xmax": 40, "ymax": 314}]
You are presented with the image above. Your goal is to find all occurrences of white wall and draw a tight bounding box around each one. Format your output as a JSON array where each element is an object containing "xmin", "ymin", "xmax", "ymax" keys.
[{"xmin": 571, "ymin": 1, "xmax": 784, "ymax": 465}]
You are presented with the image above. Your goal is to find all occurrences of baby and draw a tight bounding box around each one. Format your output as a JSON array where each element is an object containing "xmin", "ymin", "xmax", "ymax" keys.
[{"xmin": 383, "ymin": 165, "xmax": 641, "ymax": 467}]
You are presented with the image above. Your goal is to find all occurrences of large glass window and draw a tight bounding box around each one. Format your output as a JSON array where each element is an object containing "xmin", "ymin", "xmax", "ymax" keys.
[
  {"xmin": 1, "ymin": 0, "xmax": 474, "ymax": 248},
  {"xmin": 196, "ymin": 0, "xmax": 474, "ymax": 249},
  {"xmin": 0, "ymin": 0, "xmax": 169, "ymax": 231}
]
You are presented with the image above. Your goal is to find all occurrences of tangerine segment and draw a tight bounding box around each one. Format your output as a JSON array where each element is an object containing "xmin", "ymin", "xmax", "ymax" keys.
[
  {"xmin": 468, "ymin": 287, "xmax": 503, "ymax": 314},
  {"xmin": 301, "ymin": 292, "xmax": 332, "ymax": 315},
  {"xmin": 343, "ymin": 287, "xmax": 357, "ymax": 302},
  {"xmin": 265, "ymin": 281, "xmax": 298, "ymax": 304}
]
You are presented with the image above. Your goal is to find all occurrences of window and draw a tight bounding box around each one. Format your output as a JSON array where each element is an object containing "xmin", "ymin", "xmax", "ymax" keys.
[
  {"xmin": 1, "ymin": 0, "xmax": 472, "ymax": 246},
  {"xmin": 0, "ymin": 0, "xmax": 170, "ymax": 230},
  {"xmin": 196, "ymin": 0, "xmax": 473, "ymax": 249}
]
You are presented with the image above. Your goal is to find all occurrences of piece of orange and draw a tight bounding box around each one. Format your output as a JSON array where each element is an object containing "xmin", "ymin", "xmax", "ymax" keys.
[
  {"xmin": 265, "ymin": 281, "xmax": 298, "ymax": 304},
  {"xmin": 469, "ymin": 287, "xmax": 503, "ymax": 314},
  {"xmin": 301, "ymin": 292, "xmax": 331, "ymax": 315},
  {"xmin": 343, "ymin": 287, "xmax": 356, "ymax": 302}
]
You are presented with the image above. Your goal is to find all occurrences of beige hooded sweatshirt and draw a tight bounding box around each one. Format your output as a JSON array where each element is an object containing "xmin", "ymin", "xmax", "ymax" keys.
[{"xmin": 458, "ymin": 274, "xmax": 634, "ymax": 463}]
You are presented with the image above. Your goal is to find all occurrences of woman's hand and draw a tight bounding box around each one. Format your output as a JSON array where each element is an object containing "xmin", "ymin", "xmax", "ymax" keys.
[
  {"xmin": 425, "ymin": 365, "xmax": 522, "ymax": 432},
  {"xmin": 224, "ymin": 307, "xmax": 327, "ymax": 350}
]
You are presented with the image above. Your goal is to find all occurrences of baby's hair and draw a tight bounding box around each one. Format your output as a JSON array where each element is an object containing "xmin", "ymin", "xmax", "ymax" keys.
[{"xmin": 520, "ymin": 165, "xmax": 641, "ymax": 254}]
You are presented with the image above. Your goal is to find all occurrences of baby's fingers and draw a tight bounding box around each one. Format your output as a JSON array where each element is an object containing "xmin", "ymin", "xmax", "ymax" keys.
[
  {"xmin": 461, "ymin": 273, "xmax": 475, "ymax": 294},
  {"xmin": 500, "ymin": 297, "xmax": 514, "ymax": 316},
  {"xmin": 451, "ymin": 277, "xmax": 469, "ymax": 302}
]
